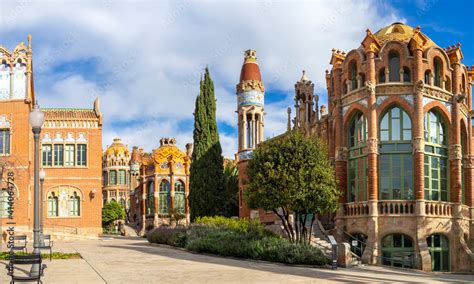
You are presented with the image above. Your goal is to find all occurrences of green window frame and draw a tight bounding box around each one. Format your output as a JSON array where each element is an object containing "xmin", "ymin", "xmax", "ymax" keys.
[
  {"xmin": 146, "ymin": 181, "xmax": 155, "ymax": 216},
  {"xmin": 42, "ymin": 144, "xmax": 52, "ymax": 167},
  {"xmin": 427, "ymin": 234, "xmax": 450, "ymax": 272},
  {"xmin": 348, "ymin": 113, "xmax": 368, "ymax": 202},
  {"xmin": 77, "ymin": 144, "xmax": 87, "ymax": 166},
  {"xmin": 110, "ymin": 170, "xmax": 117, "ymax": 185},
  {"xmin": 0, "ymin": 189, "xmax": 11, "ymax": 217},
  {"xmin": 65, "ymin": 144, "xmax": 75, "ymax": 167},
  {"xmin": 174, "ymin": 180, "xmax": 185, "ymax": 214},
  {"xmin": 379, "ymin": 107, "xmax": 413, "ymax": 200},
  {"xmin": 382, "ymin": 234, "xmax": 414, "ymax": 268},
  {"xmin": 68, "ymin": 192, "xmax": 80, "ymax": 216},
  {"xmin": 48, "ymin": 193, "xmax": 58, "ymax": 217},
  {"xmin": 159, "ymin": 180, "xmax": 170, "ymax": 214},
  {"xmin": 53, "ymin": 144, "xmax": 64, "ymax": 166},
  {"xmin": 118, "ymin": 170, "xmax": 126, "ymax": 185},
  {"xmin": 103, "ymin": 171, "xmax": 108, "ymax": 186},
  {"xmin": 424, "ymin": 111, "xmax": 448, "ymax": 201},
  {"xmin": 0, "ymin": 129, "xmax": 10, "ymax": 155}
]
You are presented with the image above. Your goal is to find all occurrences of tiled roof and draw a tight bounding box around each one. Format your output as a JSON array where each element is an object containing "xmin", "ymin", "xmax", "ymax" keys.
[{"xmin": 42, "ymin": 108, "xmax": 99, "ymax": 121}]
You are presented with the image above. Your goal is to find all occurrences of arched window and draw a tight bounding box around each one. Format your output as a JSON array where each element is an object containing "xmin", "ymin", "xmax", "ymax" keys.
[
  {"xmin": 427, "ymin": 234, "xmax": 450, "ymax": 271},
  {"xmin": 379, "ymin": 107, "xmax": 413, "ymax": 200},
  {"xmin": 103, "ymin": 172, "xmax": 108, "ymax": 186},
  {"xmin": 434, "ymin": 58, "xmax": 442, "ymax": 87},
  {"xmin": 389, "ymin": 52, "xmax": 400, "ymax": 82},
  {"xmin": 348, "ymin": 113, "xmax": 368, "ymax": 202},
  {"xmin": 403, "ymin": 67, "xmax": 411, "ymax": 82},
  {"xmin": 159, "ymin": 180, "xmax": 170, "ymax": 214},
  {"xmin": 68, "ymin": 192, "xmax": 80, "ymax": 216},
  {"xmin": 425, "ymin": 70, "xmax": 431, "ymax": 85},
  {"xmin": 174, "ymin": 180, "xmax": 185, "ymax": 214},
  {"xmin": 0, "ymin": 189, "xmax": 11, "ymax": 217},
  {"xmin": 48, "ymin": 192, "xmax": 58, "ymax": 217},
  {"xmin": 110, "ymin": 170, "xmax": 117, "ymax": 185},
  {"xmin": 146, "ymin": 181, "xmax": 154, "ymax": 216},
  {"xmin": 0, "ymin": 62, "xmax": 10, "ymax": 100},
  {"xmin": 382, "ymin": 234, "xmax": 414, "ymax": 268},
  {"xmin": 350, "ymin": 61, "xmax": 357, "ymax": 90},
  {"xmin": 424, "ymin": 110, "xmax": 448, "ymax": 201},
  {"xmin": 379, "ymin": 68, "xmax": 386, "ymax": 84}
]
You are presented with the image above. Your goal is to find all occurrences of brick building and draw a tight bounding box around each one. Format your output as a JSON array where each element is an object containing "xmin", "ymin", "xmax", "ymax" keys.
[
  {"xmin": 129, "ymin": 138, "xmax": 192, "ymax": 235},
  {"xmin": 237, "ymin": 23, "xmax": 474, "ymax": 272},
  {"xmin": 0, "ymin": 36, "xmax": 103, "ymax": 238}
]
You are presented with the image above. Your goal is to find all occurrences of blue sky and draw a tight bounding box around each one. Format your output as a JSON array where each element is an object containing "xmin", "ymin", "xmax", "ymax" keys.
[{"xmin": 0, "ymin": 0, "xmax": 472, "ymax": 158}]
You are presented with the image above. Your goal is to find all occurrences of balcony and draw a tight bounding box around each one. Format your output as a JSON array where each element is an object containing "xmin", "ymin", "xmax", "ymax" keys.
[
  {"xmin": 378, "ymin": 200, "xmax": 415, "ymax": 216},
  {"xmin": 424, "ymin": 201, "xmax": 452, "ymax": 217}
]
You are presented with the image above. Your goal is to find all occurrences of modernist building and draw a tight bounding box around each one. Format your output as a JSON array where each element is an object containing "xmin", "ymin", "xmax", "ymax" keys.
[
  {"xmin": 129, "ymin": 138, "xmax": 192, "ymax": 234},
  {"xmin": 0, "ymin": 36, "xmax": 103, "ymax": 238},
  {"xmin": 237, "ymin": 23, "xmax": 474, "ymax": 272},
  {"xmin": 102, "ymin": 138, "xmax": 131, "ymax": 210}
]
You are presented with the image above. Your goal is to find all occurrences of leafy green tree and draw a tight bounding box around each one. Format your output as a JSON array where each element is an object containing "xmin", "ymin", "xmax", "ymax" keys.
[
  {"xmin": 244, "ymin": 130, "xmax": 340, "ymax": 244},
  {"xmin": 222, "ymin": 162, "xmax": 239, "ymax": 217},
  {"xmin": 189, "ymin": 67, "xmax": 224, "ymax": 220},
  {"xmin": 102, "ymin": 201, "xmax": 126, "ymax": 228}
]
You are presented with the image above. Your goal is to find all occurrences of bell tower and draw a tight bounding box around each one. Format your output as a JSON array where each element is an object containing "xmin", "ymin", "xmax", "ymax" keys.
[
  {"xmin": 236, "ymin": 49, "xmax": 265, "ymax": 218},
  {"xmin": 295, "ymin": 70, "xmax": 317, "ymax": 132},
  {"xmin": 236, "ymin": 49, "xmax": 265, "ymax": 159}
]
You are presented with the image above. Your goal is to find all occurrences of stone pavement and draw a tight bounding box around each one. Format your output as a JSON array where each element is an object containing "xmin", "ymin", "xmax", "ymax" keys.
[{"xmin": 1, "ymin": 237, "xmax": 473, "ymax": 283}]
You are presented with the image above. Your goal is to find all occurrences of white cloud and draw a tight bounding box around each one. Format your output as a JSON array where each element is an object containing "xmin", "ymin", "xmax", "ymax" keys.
[{"xmin": 0, "ymin": 0, "xmax": 402, "ymax": 158}]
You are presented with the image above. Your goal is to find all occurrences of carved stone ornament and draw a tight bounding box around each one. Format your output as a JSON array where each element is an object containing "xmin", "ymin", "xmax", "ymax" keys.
[
  {"xmin": 365, "ymin": 81, "xmax": 376, "ymax": 95},
  {"xmin": 236, "ymin": 80, "xmax": 265, "ymax": 93},
  {"xmin": 366, "ymin": 138, "xmax": 378, "ymax": 154},
  {"xmin": 335, "ymin": 147, "xmax": 348, "ymax": 162},
  {"xmin": 449, "ymin": 144, "xmax": 462, "ymax": 161},
  {"xmin": 454, "ymin": 93, "xmax": 466, "ymax": 103},
  {"xmin": 415, "ymin": 80, "xmax": 424, "ymax": 94},
  {"xmin": 412, "ymin": 137, "xmax": 425, "ymax": 154}
]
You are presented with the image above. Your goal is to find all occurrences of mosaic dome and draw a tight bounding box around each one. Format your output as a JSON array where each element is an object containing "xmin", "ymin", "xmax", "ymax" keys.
[
  {"xmin": 373, "ymin": 22, "xmax": 436, "ymax": 48},
  {"xmin": 105, "ymin": 138, "xmax": 129, "ymax": 156}
]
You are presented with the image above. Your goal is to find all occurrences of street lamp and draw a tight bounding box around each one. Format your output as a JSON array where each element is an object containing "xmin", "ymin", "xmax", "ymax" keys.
[
  {"xmin": 29, "ymin": 103, "xmax": 45, "ymax": 276},
  {"xmin": 39, "ymin": 168, "xmax": 46, "ymax": 247}
]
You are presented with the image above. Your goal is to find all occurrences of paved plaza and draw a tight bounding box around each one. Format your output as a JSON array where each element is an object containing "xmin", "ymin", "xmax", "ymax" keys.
[{"xmin": 1, "ymin": 237, "xmax": 472, "ymax": 283}]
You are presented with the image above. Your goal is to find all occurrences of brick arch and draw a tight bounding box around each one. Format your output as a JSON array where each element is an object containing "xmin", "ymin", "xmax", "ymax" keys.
[
  {"xmin": 341, "ymin": 49, "xmax": 365, "ymax": 81},
  {"xmin": 423, "ymin": 101, "xmax": 452, "ymax": 125},
  {"xmin": 379, "ymin": 41, "xmax": 411, "ymax": 62},
  {"xmin": 376, "ymin": 96, "xmax": 415, "ymax": 123},
  {"xmin": 1, "ymin": 180, "xmax": 20, "ymax": 200},
  {"xmin": 425, "ymin": 46, "xmax": 452, "ymax": 73},
  {"xmin": 380, "ymin": 229, "xmax": 417, "ymax": 248},
  {"xmin": 343, "ymin": 103, "xmax": 369, "ymax": 145},
  {"xmin": 46, "ymin": 185, "xmax": 84, "ymax": 200}
]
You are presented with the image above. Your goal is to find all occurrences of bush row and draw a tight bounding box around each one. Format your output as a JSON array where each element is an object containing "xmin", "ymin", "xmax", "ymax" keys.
[{"xmin": 147, "ymin": 217, "xmax": 326, "ymax": 266}]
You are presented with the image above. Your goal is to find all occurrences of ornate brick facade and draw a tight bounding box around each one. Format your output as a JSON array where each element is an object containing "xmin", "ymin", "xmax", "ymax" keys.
[{"xmin": 238, "ymin": 23, "xmax": 474, "ymax": 272}]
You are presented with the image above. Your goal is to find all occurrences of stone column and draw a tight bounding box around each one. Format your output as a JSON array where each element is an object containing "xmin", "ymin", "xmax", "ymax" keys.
[
  {"xmin": 242, "ymin": 111, "xmax": 247, "ymax": 149},
  {"xmin": 140, "ymin": 175, "xmax": 146, "ymax": 235},
  {"xmin": 384, "ymin": 68, "xmax": 389, "ymax": 83},
  {"xmin": 399, "ymin": 69, "xmax": 404, "ymax": 83},
  {"xmin": 259, "ymin": 114, "xmax": 264, "ymax": 144},
  {"xmin": 451, "ymin": 63, "xmax": 463, "ymax": 206},
  {"xmin": 251, "ymin": 112, "xmax": 256, "ymax": 148}
]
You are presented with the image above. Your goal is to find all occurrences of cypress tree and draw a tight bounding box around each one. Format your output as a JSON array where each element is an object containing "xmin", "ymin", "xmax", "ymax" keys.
[{"xmin": 189, "ymin": 67, "xmax": 224, "ymax": 220}]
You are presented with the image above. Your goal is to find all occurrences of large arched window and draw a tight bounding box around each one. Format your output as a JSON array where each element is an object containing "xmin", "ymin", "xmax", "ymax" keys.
[
  {"xmin": 350, "ymin": 61, "xmax": 357, "ymax": 90},
  {"xmin": 146, "ymin": 181, "xmax": 154, "ymax": 216},
  {"xmin": 174, "ymin": 180, "xmax": 185, "ymax": 214},
  {"xmin": 379, "ymin": 107, "xmax": 413, "ymax": 200},
  {"xmin": 389, "ymin": 52, "xmax": 400, "ymax": 82},
  {"xmin": 427, "ymin": 234, "xmax": 450, "ymax": 271},
  {"xmin": 68, "ymin": 192, "xmax": 80, "ymax": 216},
  {"xmin": 348, "ymin": 113, "xmax": 368, "ymax": 202},
  {"xmin": 434, "ymin": 57, "xmax": 442, "ymax": 87},
  {"xmin": 382, "ymin": 234, "xmax": 414, "ymax": 268},
  {"xmin": 48, "ymin": 192, "xmax": 58, "ymax": 217},
  {"xmin": 424, "ymin": 110, "xmax": 448, "ymax": 201},
  {"xmin": 159, "ymin": 180, "xmax": 170, "ymax": 214}
]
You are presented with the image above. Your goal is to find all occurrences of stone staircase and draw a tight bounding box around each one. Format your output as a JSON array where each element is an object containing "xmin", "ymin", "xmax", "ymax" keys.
[{"xmin": 312, "ymin": 221, "xmax": 333, "ymax": 259}]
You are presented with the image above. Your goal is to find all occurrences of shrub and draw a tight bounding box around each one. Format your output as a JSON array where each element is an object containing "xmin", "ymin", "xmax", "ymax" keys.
[
  {"xmin": 102, "ymin": 201, "xmax": 125, "ymax": 227},
  {"xmin": 146, "ymin": 226, "xmax": 187, "ymax": 247},
  {"xmin": 194, "ymin": 216, "xmax": 269, "ymax": 238}
]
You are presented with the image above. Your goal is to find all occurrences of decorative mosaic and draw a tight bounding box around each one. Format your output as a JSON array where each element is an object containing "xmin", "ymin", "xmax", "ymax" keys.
[
  {"xmin": 376, "ymin": 95, "xmax": 389, "ymax": 106},
  {"xmin": 400, "ymin": 94, "xmax": 414, "ymax": 106},
  {"xmin": 238, "ymin": 90, "xmax": 264, "ymax": 107},
  {"xmin": 238, "ymin": 149, "xmax": 254, "ymax": 160}
]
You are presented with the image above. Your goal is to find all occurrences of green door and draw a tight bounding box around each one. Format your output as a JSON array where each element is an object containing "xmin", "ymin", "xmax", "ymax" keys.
[{"xmin": 427, "ymin": 234, "xmax": 450, "ymax": 271}]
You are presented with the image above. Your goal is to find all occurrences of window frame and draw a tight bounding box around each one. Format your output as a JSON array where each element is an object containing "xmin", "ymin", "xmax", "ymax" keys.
[
  {"xmin": 347, "ymin": 113, "xmax": 368, "ymax": 203},
  {"xmin": 0, "ymin": 129, "xmax": 10, "ymax": 156}
]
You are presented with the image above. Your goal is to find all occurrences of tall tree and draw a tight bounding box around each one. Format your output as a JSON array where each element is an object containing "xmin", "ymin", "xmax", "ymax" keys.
[
  {"xmin": 189, "ymin": 67, "xmax": 224, "ymax": 220},
  {"xmin": 244, "ymin": 130, "xmax": 340, "ymax": 244}
]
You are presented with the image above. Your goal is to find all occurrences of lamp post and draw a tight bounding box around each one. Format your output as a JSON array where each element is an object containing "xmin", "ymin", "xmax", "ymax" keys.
[
  {"xmin": 39, "ymin": 168, "xmax": 46, "ymax": 247},
  {"xmin": 29, "ymin": 104, "xmax": 45, "ymax": 276}
]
